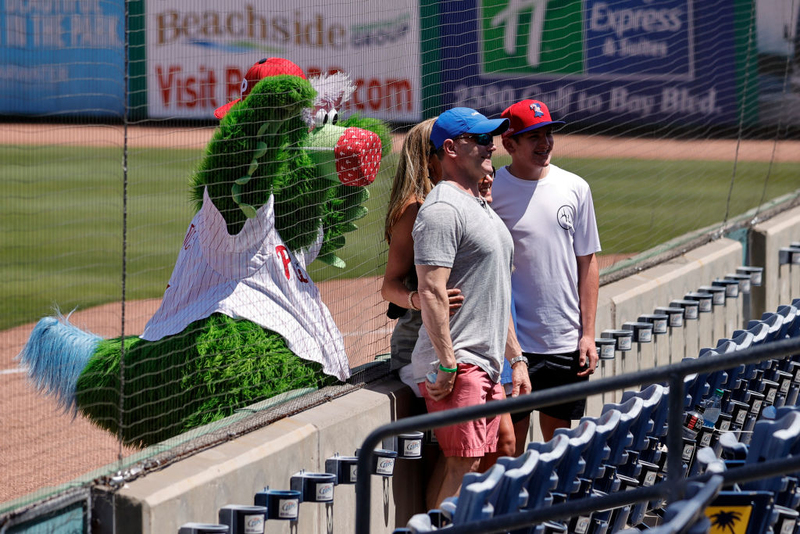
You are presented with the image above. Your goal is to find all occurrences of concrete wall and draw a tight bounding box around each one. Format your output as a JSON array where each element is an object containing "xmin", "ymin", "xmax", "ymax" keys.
[
  {"xmin": 750, "ymin": 207, "xmax": 800, "ymax": 318},
  {"xmin": 99, "ymin": 381, "xmax": 427, "ymax": 534},
  {"xmin": 104, "ymin": 205, "xmax": 800, "ymax": 534}
]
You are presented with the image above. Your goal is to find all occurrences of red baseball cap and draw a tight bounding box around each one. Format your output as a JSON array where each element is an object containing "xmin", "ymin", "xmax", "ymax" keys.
[
  {"xmin": 500, "ymin": 100, "xmax": 565, "ymax": 137},
  {"xmin": 214, "ymin": 58, "xmax": 306, "ymax": 119}
]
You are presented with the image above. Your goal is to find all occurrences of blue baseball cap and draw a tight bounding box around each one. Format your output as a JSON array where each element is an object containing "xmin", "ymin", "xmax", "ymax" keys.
[{"xmin": 431, "ymin": 107, "xmax": 509, "ymax": 150}]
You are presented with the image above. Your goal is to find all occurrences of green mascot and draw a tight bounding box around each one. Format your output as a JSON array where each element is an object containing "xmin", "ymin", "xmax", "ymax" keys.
[{"xmin": 19, "ymin": 58, "xmax": 391, "ymax": 447}]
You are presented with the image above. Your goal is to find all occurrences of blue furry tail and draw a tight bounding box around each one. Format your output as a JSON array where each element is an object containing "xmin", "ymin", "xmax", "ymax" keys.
[{"xmin": 17, "ymin": 314, "xmax": 102, "ymax": 415}]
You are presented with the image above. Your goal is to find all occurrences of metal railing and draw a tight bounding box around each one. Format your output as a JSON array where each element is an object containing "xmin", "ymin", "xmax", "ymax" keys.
[{"xmin": 355, "ymin": 335, "xmax": 800, "ymax": 534}]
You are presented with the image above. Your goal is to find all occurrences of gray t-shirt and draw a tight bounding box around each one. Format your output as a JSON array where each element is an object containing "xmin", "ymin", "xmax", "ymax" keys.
[{"xmin": 410, "ymin": 181, "xmax": 514, "ymax": 383}]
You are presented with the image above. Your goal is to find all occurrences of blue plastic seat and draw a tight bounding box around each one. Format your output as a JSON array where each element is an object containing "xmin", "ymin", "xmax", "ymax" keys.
[
  {"xmin": 776, "ymin": 305, "xmax": 797, "ymax": 340},
  {"xmin": 403, "ymin": 513, "xmax": 434, "ymax": 533},
  {"xmin": 743, "ymin": 320, "xmax": 770, "ymax": 346},
  {"xmin": 551, "ymin": 419, "xmax": 596, "ymax": 498},
  {"xmin": 715, "ymin": 339, "xmax": 745, "ymax": 392},
  {"xmin": 440, "ymin": 463, "xmax": 506, "ymax": 525},
  {"xmin": 707, "ymin": 491, "xmax": 777, "ymax": 534},
  {"xmin": 647, "ymin": 384, "xmax": 670, "ymax": 441},
  {"xmin": 619, "ymin": 384, "xmax": 665, "ymax": 477},
  {"xmin": 759, "ymin": 312, "xmax": 783, "ymax": 344},
  {"xmin": 524, "ymin": 434, "xmax": 570, "ymax": 509},
  {"xmin": 592, "ymin": 396, "xmax": 644, "ymax": 497},
  {"xmin": 789, "ymin": 299, "xmax": 800, "ymax": 338},
  {"xmin": 601, "ymin": 395, "xmax": 644, "ymax": 469},
  {"xmin": 694, "ymin": 445, "xmax": 726, "ymax": 475},
  {"xmin": 579, "ymin": 409, "xmax": 621, "ymax": 485},
  {"xmin": 741, "ymin": 410, "xmax": 800, "ymax": 495},
  {"xmin": 492, "ymin": 450, "xmax": 539, "ymax": 515},
  {"xmin": 693, "ymin": 349, "xmax": 728, "ymax": 403}
]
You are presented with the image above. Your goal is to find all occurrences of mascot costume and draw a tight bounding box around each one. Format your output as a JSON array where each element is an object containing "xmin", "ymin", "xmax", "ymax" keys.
[{"xmin": 18, "ymin": 58, "xmax": 390, "ymax": 447}]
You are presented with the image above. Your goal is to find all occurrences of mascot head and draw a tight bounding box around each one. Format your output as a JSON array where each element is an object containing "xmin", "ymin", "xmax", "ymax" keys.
[{"xmin": 214, "ymin": 57, "xmax": 307, "ymax": 119}]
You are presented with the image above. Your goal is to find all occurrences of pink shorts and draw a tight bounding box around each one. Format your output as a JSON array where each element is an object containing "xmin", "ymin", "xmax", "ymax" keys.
[{"xmin": 418, "ymin": 363, "xmax": 503, "ymax": 457}]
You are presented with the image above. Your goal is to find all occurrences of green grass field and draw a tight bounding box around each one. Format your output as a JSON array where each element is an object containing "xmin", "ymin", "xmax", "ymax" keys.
[{"xmin": 1, "ymin": 144, "xmax": 798, "ymax": 331}]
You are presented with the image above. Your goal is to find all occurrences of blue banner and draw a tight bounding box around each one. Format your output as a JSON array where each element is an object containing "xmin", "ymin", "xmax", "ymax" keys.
[
  {"xmin": 0, "ymin": 0, "xmax": 125, "ymax": 117},
  {"xmin": 437, "ymin": 0, "xmax": 745, "ymax": 126}
]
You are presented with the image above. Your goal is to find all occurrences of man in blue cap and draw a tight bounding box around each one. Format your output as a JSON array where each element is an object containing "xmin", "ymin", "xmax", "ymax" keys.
[{"xmin": 409, "ymin": 108, "xmax": 531, "ymax": 507}]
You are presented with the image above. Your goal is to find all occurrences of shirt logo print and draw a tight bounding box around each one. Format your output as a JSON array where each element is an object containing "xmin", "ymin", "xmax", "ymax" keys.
[{"xmin": 557, "ymin": 205, "xmax": 574, "ymax": 231}]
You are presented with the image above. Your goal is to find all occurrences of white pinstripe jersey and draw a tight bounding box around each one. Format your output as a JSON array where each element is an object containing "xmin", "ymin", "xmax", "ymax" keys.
[{"xmin": 141, "ymin": 188, "xmax": 350, "ymax": 381}]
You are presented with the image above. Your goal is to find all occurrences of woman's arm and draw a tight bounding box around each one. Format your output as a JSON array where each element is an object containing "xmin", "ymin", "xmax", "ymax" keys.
[
  {"xmin": 382, "ymin": 200, "xmax": 420, "ymax": 309},
  {"xmin": 381, "ymin": 200, "xmax": 463, "ymax": 313}
]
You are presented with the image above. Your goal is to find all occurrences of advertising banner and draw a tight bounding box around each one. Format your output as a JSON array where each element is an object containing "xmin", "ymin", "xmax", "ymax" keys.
[
  {"xmin": 437, "ymin": 0, "xmax": 752, "ymax": 127},
  {"xmin": 146, "ymin": 1, "xmax": 421, "ymax": 121},
  {"xmin": 0, "ymin": 0, "xmax": 125, "ymax": 117}
]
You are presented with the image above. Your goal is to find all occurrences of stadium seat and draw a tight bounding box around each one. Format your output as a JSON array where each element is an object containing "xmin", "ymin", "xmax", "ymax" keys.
[
  {"xmin": 693, "ymin": 445, "xmax": 726, "ymax": 476},
  {"xmin": 593, "ymin": 396, "xmax": 644, "ymax": 503},
  {"xmin": 622, "ymin": 384, "xmax": 664, "ymax": 452},
  {"xmin": 551, "ymin": 419, "xmax": 596, "ymax": 499},
  {"xmin": 758, "ymin": 312, "xmax": 783, "ymax": 344},
  {"xmin": 600, "ymin": 396, "xmax": 644, "ymax": 470},
  {"xmin": 492, "ymin": 450, "xmax": 540, "ymax": 515},
  {"xmin": 578, "ymin": 409, "xmax": 621, "ymax": 487},
  {"xmin": 524, "ymin": 434, "xmax": 570, "ymax": 509},
  {"xmin": 788, "ymin": 299, "xmax": 800, "ymax": 337},
  {"xmin": 740, "ymin": 409, "xmax": 800, "ymax": 507},
  {"xmin": 685, "ymin": 352, "xmax": 722, "ymax": 416},
  {"xmin": 403, "ymin": 512, "xmax": 433, "ymax": 533},
  {"xmin": 439, "ymin": 463, "xmax": 506, "ymax": 525},
  {"xmin": 776, "ymin": 304, "xmax": 797, "ymax": 339}
]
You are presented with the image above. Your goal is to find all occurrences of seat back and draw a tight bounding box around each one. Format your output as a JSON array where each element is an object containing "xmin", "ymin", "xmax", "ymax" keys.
[
  {"xmin": 552, "ymin": 420, "xmax": 596, "ymax": 495},
  {"xmin": 742, "ymin": 410, "xmax": 800, "ymax": 493},
  {"xmin": 601, "ymin": 396, "xmax": 644, "ymax": 467},
  {"xmin": 776, "ymin": 305, "xmax": 797, "ymax": 339},
  {"xmin": 716, "ymin": 340, "xmax": 744, "ymax": 390},
  {"xmin": 745, "ymin": 320, "xmax": 770, "ymax": 346},
  {"xmin": 492, "ymin": 450, "xmax": 540, "ymax": 515},
  {"xmin": 760, "ymin": 312, "xmax": 783, "ymax": 343},
  {"xmin": 622, "ymin": 384, "xmax": 664, "ymax": 451},
  {"xmin": 404, "ymin": 513, "xmax": 434, "ymax": 533},
  {"xmin": 524, "ymin": 434, "xmax": 570, "ymax": 508},
  {"xmin": 452, "ymin": 463, "xmax": 506, "ymax": 525},
  {"xmin": 789, "ymin": 299, "xmax": 800, "ymax": 338},
  {"xmin": 580, "ymin": 409, "xmax": 621, "ymax": 482}
]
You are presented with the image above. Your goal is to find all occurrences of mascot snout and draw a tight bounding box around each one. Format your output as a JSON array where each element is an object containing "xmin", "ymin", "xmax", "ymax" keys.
[{"xmin": 335, "ymin": 127, "xmax": 381, "ymax": 187}]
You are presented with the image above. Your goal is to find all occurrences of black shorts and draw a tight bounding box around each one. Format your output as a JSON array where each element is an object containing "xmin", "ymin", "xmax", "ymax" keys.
[{"xmin": 526, "ymin": 350, "xmax": 588, "ymax": 421}]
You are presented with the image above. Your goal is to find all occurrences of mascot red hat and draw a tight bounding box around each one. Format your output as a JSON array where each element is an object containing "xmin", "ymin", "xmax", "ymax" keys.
[{"xmin": 214, "ymin": 57, "xmax": 307, "ymax": 119}]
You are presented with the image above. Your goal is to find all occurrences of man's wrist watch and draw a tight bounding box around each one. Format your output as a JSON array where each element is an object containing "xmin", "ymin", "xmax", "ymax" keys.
[{"xmin": 509, "ymin": 355, "xmax": 529, "ymax": 367}]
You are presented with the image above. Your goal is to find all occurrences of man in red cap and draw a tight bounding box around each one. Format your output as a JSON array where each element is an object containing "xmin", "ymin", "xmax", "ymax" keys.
[{"xmin": 492, "ymin": 100, "xmax": 601, "ymax": 447}]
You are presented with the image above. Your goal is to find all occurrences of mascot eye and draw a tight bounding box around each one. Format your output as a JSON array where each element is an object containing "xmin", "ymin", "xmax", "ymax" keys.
[
  {"xmin": 329, "ymin": 109, "xmax": 339, "ymax": 125},
  {"xmin": 314, "ymin": 108, "xmax": 327, "ymax": 127}
]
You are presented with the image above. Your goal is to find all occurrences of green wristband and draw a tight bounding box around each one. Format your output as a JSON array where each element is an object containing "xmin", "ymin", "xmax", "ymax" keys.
[{"xmin": 438, "ymin": 363, "xmax": 458, "ymax": 373}]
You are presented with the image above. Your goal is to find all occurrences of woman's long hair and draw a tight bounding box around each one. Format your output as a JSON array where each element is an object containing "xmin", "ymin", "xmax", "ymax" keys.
[{"xmin": 384, "ymin": 118, "xmax": 437, "ymax": 243}]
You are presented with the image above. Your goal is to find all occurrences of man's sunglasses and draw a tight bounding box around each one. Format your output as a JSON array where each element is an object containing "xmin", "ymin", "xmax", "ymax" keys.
[{"xmin": 453, "ymin": 133, "xmax": 494, "ymax": 146}]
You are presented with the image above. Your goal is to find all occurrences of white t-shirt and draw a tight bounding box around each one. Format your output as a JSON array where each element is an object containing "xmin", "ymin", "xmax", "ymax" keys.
[
  {"xmin": 141, "ymin": 188, "xmax": 350, "ymax": 381},
  {"xmin": 492, "ymin": 164, "xmax": 601, "ymax": 354}
]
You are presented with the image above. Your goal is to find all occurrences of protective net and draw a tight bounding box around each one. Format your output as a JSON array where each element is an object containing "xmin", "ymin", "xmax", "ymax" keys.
[{"xmin": 1, "ymin": 0, "xmax": 799, "ymax": 518}]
